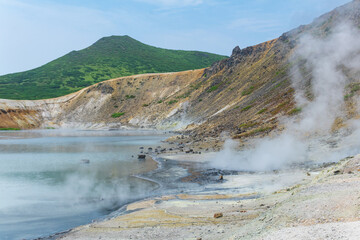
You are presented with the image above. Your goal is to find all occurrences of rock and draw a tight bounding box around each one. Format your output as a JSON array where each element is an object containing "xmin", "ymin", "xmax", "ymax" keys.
[
  {"xmin": 138, "ymin": 154, "xmax": 146, "ymax": 159},
  {"xmin": 219, "ymin": 175, "xmax": 224, "ymax": 181},
  {"xmin": 81, "ymin": 159, "xmax": 90, "ymax": 164},
  {"xmin": 93, "ymin": 83, "xmax": 114, "ymax": 94},
  {"xmin": 231, "ymin": 46, "xmax": 241, "ymax": 57},
  {"xmin": 148, "ymin": 147, "xmax": 153, "ymax": 151},
  {"xmin": 139, "ymin": 147, "xmax": 144, "ymax": 150},
  {"xmin": 214, "ymin": 213, "xmax": 223, "ymax": 218},
  {"xmin": 334, "ymin": 170, "xmax": 341, "ymax": 175}
]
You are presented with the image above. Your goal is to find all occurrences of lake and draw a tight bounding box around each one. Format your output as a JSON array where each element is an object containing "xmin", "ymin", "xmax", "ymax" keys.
[{"xmin": 0, "ymin": 130, "xmax": 167, "ymax": 240}]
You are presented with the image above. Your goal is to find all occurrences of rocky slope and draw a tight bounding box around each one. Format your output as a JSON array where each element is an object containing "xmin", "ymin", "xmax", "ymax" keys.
[{"xmin": 1, "ymin": 0, "xmax": 360, "ymax": 145}]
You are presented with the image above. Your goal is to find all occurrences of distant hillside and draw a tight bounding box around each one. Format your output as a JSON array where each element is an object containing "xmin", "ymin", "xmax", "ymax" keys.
[
  {"xmin": 1, "ymin": 0, "xmax": 360, "ymax": 147},
  {"xmin": 0, "ymin": 36, "xmax": 227, "ymax": 100}
]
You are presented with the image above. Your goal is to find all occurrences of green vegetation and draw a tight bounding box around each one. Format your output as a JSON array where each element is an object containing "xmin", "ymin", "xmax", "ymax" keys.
[
  {"xmin": 207, "ymin": 85, "xmax": 219, "ymax": 93},
  {"xmin": 157, "ymin": 100, "xmax": 163, "ymax": 104},
  {"xmin": 0, "ymin": 128, "xmax": 21, "ymax": 131},
  {"xmin": 176, "ymin": 92, "xmax": 191, "ymax": 99},
  {"xmin": 168, "ymin": 100, "xmax": 178, "ymax": 105},
  {"xmin": 272, "ymin": 79, "xmax": 288, "ymax": 90},
  {"xmin": 241, "ymin": 105, "xmax": 252, "ymax": 112},
  {"xmin": 257, "ymin": 108, "xmax": 267, "ymax": 114},
  {"xmin": 190, "ymin": 83, "xmax": 202, "ymax": 90},
  {"xmin": 239, "ymin": 122, "xmax": 258, "ymax": 129},
  {"xmin": 142, "ymin": 104, "xmax": 149, "ymax": 107},
  {"xmin": 125, "ymin": 95, "xmax": 136, "ymax": 99},
  {"xmin": 0, "ymin": 35, "xmax": 227, "ymax": 100},
  {"xmin": 45, "ymin": 127, "xmax": 56, "ymax": 129},
  {"xmin": 344, "ymin": 83, "xmax": 360, "ymax": 100},
  {"xmin": 111, "ymin": 112, "xmax": 125, "ymax": 118},
  {"xmin": 241, "ymin": 86, "xmax": 255, "ymax": 96},
  {"xmin": 344, "ymin": 94, "xmax": 353, "ymax": 100},
  {"xmin": 289, "ymin": 107, "xmax": 302, "ymax": 115}
]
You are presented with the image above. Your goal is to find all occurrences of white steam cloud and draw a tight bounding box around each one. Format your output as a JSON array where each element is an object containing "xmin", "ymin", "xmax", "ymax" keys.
[{"xmin": 211, "ymin": 22, "xmax": 360, "ymax": 171}]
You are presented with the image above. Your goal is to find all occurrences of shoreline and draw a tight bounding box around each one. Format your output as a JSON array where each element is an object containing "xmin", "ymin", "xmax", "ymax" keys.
[
  {"xmin": 55, "ymin": 153, "xmax": 360, "ymax": 240},
  {"xmin": 39, "ymin": 154, "xmax": 163, "ymax": 240}
]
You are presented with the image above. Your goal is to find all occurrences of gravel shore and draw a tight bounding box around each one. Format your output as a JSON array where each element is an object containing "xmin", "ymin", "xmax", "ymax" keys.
[{"xmin": 58, "ymin": 154, "xmax": 360, "ymax": 240}]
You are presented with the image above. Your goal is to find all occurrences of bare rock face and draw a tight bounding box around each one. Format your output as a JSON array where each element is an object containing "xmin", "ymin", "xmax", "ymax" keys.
[
  {"xmin": 231, "ymin": 46, "xmax": 241, "ymax": 57},
  {"xmin": 91, "ymin": 83, "xmax": 114, "ymax": 94}
]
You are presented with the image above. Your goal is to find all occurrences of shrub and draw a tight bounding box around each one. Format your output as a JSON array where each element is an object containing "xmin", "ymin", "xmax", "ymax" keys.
[
  {"xmin": 252, "ymin": 126, "xmax": 272, "ymax": 134},
  {"xmin": 168, "ymin": 100, "xmax": 178, "ymax": 105},
  {"xmin": 289, "ymin": 107, "xmax": 302, "ymax": 115},
  {"xmin": 207, "ymin": 85, "xmax": 219, "ymax": 93},
  {"xmin": 351, "ymin": 84, "xmax": 360, "ymax": 93},
  {"xmin": 242, "ymin": 86, "xmax": 255, "ymax": 96},
  {"xmin": 0, "ymin": 128, "xmax": 21, "ymax": 130},
  {"xmin": 257, "ymin": 108, "xmax": 267, "ymax": 114},
  {"xmin": 344, "ymin": 94, "xmax": 353, "ymax": 100},
  {"xmin": 125, "ymin": 95, "xmax": 135, "ymax": 99},
  {"xmin": 239, "ymin": 122, "xmax": 258, "ymax": 129},
  {"xmin": 111, "ymin": 112, "xmax": 125, "ymax": 118},
  {"xmin": 241, "ymin": 105, "xmax": 252, "ymax": 112}
]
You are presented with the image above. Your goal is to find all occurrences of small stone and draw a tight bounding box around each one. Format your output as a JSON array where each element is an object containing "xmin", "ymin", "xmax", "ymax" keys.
[
  {"xmin": 138, "ymin": 154, "xmax": 146, "ymax": 159},
  {"xmin": 81, "ymin": 159, "xmax": 90, "ymax": 164},
  {"xmin": 214, "ymin": 213, "xmax": 223, "ymax": 218}
]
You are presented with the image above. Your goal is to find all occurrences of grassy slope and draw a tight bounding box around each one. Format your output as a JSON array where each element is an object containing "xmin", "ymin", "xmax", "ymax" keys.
[{"xmin": 0, "ymin": 35, "xmax": 227, "ymax": 100}]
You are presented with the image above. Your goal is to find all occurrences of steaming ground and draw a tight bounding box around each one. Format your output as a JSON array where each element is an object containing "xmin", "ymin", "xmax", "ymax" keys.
[{"xmin": 211, "ymin": 21, "xmax": 360, "ymax": 172}]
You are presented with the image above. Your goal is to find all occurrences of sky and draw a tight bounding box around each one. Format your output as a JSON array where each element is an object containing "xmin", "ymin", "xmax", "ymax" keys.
[{"xmin": 0, "ymin": 0, "xmax": 352, "ymax": 75}]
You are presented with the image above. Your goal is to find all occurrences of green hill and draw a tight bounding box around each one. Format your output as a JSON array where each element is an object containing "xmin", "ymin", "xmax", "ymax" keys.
[{"xmin": 0, "ymin": 35, "xmax": 227, "ymax": 100}]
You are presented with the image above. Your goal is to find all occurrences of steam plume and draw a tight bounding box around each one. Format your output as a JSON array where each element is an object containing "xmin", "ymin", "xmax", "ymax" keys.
[{"xmin": 211, "ymin": 22, "xmax": 360, "ymax": 171}]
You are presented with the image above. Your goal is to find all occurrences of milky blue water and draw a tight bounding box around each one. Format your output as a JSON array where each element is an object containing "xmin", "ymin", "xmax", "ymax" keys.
[{"xmin": 0, "ymin": 130, "xmax": 167, "ymax": 240}]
